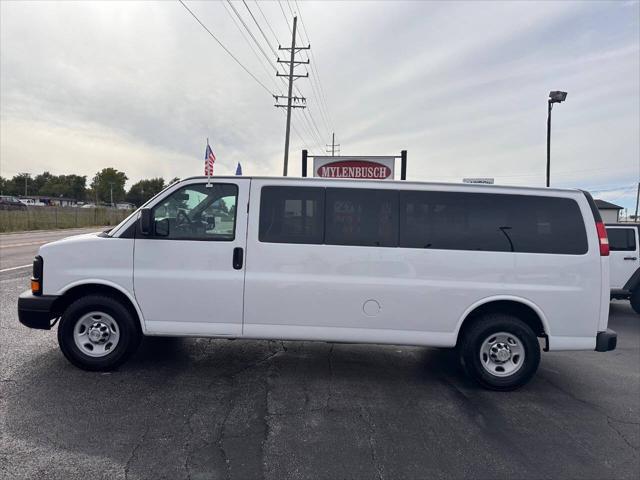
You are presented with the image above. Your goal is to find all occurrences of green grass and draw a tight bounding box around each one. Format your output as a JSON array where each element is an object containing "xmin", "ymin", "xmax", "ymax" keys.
[{"xmin": 0, "ymin": 207, "xmax": 130, "ymax": 233}]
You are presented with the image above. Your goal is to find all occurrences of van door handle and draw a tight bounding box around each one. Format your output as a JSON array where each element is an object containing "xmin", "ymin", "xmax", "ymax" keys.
[
  {"xmin": 624, "ymin": 256, "xmax": 637, "ymax": 261},
  {"xmin": 233, "ymin": 247, "xmax": 244, "ymax": 270}
]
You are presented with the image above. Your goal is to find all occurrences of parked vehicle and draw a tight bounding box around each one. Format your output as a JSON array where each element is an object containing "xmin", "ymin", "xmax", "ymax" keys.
[
  {"xmin": 607, "ymin": 224, "xmax": 640, "ymax": 313},
  {"xmin": 18, "ymin": 198, "xmax": 46, "ymax": 207},
  {"xmin": 17, "ymin": 177, "xmax": 616, "ymax": 390},
  {"xmin": 0, "ymin": 195, "xmax": 27, "ymax": 210}
]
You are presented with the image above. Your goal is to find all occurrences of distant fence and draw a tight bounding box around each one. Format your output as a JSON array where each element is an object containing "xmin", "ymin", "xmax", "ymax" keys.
[{"xmin": 0, "ymin": 207, "xmax": 131, "ymax": 233}]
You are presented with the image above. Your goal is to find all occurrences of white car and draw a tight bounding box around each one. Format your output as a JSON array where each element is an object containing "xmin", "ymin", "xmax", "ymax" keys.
[
  {"xmin": 607, "ymin": 224, "xmax": 640, "ymax": 313},
  {"xmin": 18, "ymin": 176, "xmax": 616, "ymax": 390}
]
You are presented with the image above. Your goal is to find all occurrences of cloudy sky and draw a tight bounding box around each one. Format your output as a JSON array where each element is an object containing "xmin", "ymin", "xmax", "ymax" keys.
[{"xmin": 1, "ymin": 0, "xmax": 639, "ymax": 211}]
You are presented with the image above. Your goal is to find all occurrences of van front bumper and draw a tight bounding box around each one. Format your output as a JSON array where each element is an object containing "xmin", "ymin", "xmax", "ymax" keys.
[
  {"xmin": 17, "ymin": 290, "xmax": 59, "ymax": 330},
  {"xmin": 595, "ymin": 329, "xmax": 617, "ymax": 352}
]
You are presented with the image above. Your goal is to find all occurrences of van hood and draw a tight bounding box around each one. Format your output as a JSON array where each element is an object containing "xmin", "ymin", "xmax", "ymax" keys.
[{"xmin": 38, "ymin": 231, "xmax": 104, "ymax": 254}]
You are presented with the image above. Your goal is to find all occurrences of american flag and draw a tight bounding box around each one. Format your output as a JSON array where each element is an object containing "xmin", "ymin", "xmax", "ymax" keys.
[{"xmin": 204, "ymin": 142, "xmax": 216, "ymax": 176}]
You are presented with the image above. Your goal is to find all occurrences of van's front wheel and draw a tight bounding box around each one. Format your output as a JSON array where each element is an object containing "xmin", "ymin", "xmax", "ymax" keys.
[
  {"xmin": 460, "ymin": 314, "xmax": 540, "ymax": 391},
  {"xmin": 57, "ymin": 295, "xmax": 141, "ymax": 371}
]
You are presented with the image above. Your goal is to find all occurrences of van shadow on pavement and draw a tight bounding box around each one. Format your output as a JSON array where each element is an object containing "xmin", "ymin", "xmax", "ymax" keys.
[{"xmin": 3, "ymin": 328, "xmax": 638, "ymax": 480}]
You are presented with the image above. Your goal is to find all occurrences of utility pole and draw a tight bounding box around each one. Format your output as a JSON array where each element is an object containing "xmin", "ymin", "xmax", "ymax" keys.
[
  {"xmin": 109, "ymin": 182, "xmax": 114, "ymax": 208},
  {"xmin": 274, "ymin": 16, "xmax": 309, "ymax": 176},
  {"xmin": 635, "ymin": 181, "xmax": 640, "ymax": 222},
  {"xmin": 325, "ymin": 132, "xmax": 340, "ymax": 156}
]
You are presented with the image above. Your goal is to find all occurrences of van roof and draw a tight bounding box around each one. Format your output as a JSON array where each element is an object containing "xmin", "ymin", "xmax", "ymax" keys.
[{"xmin": 181, "ymin": 175, "xmax": 584, "ymax": 195}]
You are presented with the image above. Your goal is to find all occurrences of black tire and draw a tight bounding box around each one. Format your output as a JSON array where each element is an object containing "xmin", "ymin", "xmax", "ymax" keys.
[
  {"xmin": 630, "ymin": 288, "xmax": 640, "ymax": 315},
  {"xmin": 459, "ymin": 313, "xmax": 540, "ymax": 391},
  {"xmin": 57, "ymin": 294, "xmax": 141, "ymax": 371}
]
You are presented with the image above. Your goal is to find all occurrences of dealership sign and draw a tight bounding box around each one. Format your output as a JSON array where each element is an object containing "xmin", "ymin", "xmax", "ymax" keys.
[
  {"xmin": 463, "ymin": 178, "xmax": 495, "ymax": 184},
  {"xmin": 313, "ymin": 156, "xmax": 395, "ymax": 180}
]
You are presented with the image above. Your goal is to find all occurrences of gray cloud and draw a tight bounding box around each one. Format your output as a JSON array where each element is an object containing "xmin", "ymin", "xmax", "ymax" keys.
[{"xmin": 1, "ymin": 0, "xmax": 638, "ymax": 209}]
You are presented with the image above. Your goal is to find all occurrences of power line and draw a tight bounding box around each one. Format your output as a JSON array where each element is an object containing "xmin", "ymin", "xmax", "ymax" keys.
[
  {"xmin": 225, "ymin": 0, "xmax": 276, "ymax": 75},
  {"xmin": 304, "ymin": 106, "xmax": 325, "ymax": 146},
  {"xmin": 294, "ymin": 0, "xmax": 334, "ymax": 133},
  {"xmin": 274, "ymin": 1, "xmax": 332, "ymax": 141},
  {"xmin": 227, "ymin": 0, "xmax": 295, "ymax": 95},
  {"xmin": 222, "ymin": 1, "xmax": 282, "ymax": 95},
  {"xmin": 177, "ymin": 0, "xmax": 273, "ymax": 95},
  {"xmin": 253, "ymin": 0, "xmax": 281, "ymax": 47},
  {"xmin": 180, "ymin": 0, "xmax": 317, "ymax": 153},
  {"xmin": 242, "ymin": 0, "xmax": 279, "ymax": 59},
  {"xmin": 229, "ymin": 1, "xmax": 320, "ymax": 152},
  {"xmin": 300, "ymin": 108, "xmax": 324, "ymax": 148},
  {"xmin": 277, "ymin": 0, "xmax": 292, "ymax": 34}
]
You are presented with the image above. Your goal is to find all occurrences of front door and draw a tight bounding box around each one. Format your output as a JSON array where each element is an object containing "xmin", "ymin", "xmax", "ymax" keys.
[
  {"xmin": 134, "ymin": 179, "xmax": 249, "ymax": 336},
  {"xmin": 607, "ymin": 226, "xmax": 639, "ymax": 289}
]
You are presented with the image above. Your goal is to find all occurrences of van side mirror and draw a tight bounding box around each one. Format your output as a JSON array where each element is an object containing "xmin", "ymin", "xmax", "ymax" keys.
[
  {"xmin": 139, "ymin": 208, "xmax": 152, "ymax": 235},
  {"xmin": 155, "ymin": 218, "xmax": 170, "ymax": 237}
]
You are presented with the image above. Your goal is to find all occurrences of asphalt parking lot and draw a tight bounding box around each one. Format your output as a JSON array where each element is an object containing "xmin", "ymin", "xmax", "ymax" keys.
[{"xmin": 1, "ymin": 231, "xmax": 639, "ymax": 480}]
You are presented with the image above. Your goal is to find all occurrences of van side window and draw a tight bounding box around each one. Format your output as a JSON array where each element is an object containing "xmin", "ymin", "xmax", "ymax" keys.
[
  {"xmin": 325, "ymin": 188, "xmax": 398, "ymax": 247},
  {"xmin": 608, "ymin": 228, "xmax": 636, "ymax": 251},
  {"xmin": 259, "ymin": 186, "xmax": 325, "ymax": 244},
  {"xmin": 151, "ymin": 183, "xmax": 238, "ymax": 241},
  {"xmin": 399, "ymin": 191, "xmax": 588, "ymax": 254}
]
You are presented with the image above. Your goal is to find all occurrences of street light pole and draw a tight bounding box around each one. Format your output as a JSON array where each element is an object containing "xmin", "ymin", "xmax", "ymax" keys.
[
  {"xmin": 546, "ymin": 100, "xmax": 552, "ymax": 188},
  {"xmin": 546, "ymin": 91, "xmax": 567, "ymax": 188}
]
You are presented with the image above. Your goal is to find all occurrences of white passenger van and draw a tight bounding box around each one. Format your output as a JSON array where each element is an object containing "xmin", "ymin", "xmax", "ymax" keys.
[{"xmin": 18, "ymin": 177, "xmax": 617, "ymax": 390}]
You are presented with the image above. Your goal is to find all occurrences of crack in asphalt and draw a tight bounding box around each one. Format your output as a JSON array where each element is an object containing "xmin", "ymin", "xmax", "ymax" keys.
[
  {"xmin": 181, "ymin": 342, "xmax": 286, "ymax": 480},
  {"xmin": 358, "ymin": 405, "xmax": 384, "ymax": 480},
  {"xmin": 216, "ymin": 396, "xmax": 234, "ymax": 480},
  {"xmin": 326, "ymin": 344, "xmax": 335, "ymax": 411},
  {"xmin": 124, "ymin": 424, "xmax": 150, "ymax": 480},
  {"xmin": 607, "ymin": 416, "xmax": 640, "ymax": 451},
  {"xmin": 544, "ymin": 374, "xmax": 639, "ymax": 429}
]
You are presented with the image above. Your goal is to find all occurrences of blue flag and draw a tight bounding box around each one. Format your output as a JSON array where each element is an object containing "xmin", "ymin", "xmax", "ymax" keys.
[{"xmin": 235, "ymin": 162, "xmax": 242, "ymax": 176}]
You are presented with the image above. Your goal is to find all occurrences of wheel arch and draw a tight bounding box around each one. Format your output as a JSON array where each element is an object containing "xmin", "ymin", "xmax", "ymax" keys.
[
  {"xmin": 455, "ymin": 296, "xmax": 549, "ymax": 348},
  {"xmin": 53, "ymin": 280, "xmax": 145, "ymax": 334}
]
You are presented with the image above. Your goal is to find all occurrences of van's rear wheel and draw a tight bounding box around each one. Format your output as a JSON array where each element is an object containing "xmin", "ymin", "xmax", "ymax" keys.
[
  {"xmin": 57, "ymin": 295, "xmax": 141, "ymax": 371},
  {"xmin": 630, "ymin": 288, "xmax": 640, "ymax": 315},
  {"xmin": 460, "ymin": 314, "xmax": 540, "ymax": 391}
]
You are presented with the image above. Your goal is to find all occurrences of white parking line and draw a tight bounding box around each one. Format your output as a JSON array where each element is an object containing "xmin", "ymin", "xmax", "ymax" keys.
[
  {"xmin": 0, "ymin": 264, "xmax": 31, "ymax": 273},
  {"xmin": 0, "ymin": 241, "xmax": 45, "ymax": 249}
]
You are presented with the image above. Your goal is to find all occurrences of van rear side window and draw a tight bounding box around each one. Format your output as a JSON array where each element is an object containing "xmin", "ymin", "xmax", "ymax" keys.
[
  {"xmin": 259, "ymin": 186, "xmax": 325, "ymax": 244},
  {"xmin": 259, "ymin": 186, "xmax": 588, "ymax": 254},
  {"xmin": 325, "ymin": 188, "xmax": 398, "ymax": 247},
  {"xmin": 399, "ymin": 191, "xmax": 588, "ymax": 254}
]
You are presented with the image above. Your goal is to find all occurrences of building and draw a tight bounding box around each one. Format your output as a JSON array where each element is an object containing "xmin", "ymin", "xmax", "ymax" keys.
[{"xmin": 594, "ymin": 199, "xmax": 623, "ymax": 223}]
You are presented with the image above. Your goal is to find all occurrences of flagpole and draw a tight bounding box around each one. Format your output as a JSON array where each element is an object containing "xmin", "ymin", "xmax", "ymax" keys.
[{"xmin": 206, "ymin": 137, "xmax": 211, "ymax": 187}]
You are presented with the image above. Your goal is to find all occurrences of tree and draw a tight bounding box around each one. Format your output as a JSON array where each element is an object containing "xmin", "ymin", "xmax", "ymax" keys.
[
  {"xmin": 0, "ymin": 176, "xmax": 7, "ymax": 195},
  {"xmin": 39, "ymin": 174, "xmax": 87, "ymax": 200},
  {"xmin": 126, "ymin": 178, "xmax": 165, "ymax": 207},
  {"xmin": 90, "ymin": 168, "xmax": 127, "ymax": 205},
  {"xmin": 32, "ymin": 172, "xmax": 54, "ymax": 195},
  {"xmin": 4, "ymin": 173, "xmax": 32, "ymax": 196}
]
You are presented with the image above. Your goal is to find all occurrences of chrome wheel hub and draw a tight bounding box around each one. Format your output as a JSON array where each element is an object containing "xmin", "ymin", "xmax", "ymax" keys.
[
  {"xmin": 480, "ymin": 332, "xmax": 525, "ymax": 377},
  {"xmin": 73, "ymin": 312, "xmax": 120, "ymax": 357}
]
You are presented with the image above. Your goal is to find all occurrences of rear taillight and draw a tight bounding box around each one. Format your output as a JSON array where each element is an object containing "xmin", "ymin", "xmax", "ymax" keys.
[
  {"xmin": 31, "ymin": 256, "xmax": 43, "ymax": 295},
  {"xmin": 596, "ymin": 222, "xmax": 609, "ymax": 256}
]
